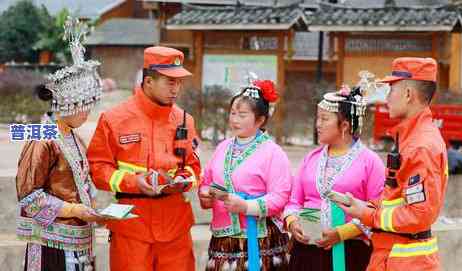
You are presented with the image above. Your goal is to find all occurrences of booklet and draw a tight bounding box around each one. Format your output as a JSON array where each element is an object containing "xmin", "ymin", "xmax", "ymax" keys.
[
  {"xmin": 209, "ymin": 182, "xmax": 229, "ymax": 201},
  {"xmin": 156, "ymin": 170, "xmax": 195, "ymax": 193},
  {"xmin": 98, "ymin": 203, "xmax": 138, "ymax": 220},
  {"xmin": 326, "ymin": 190, "xmax": 351, "ymax": 206},
  {"xmin": 298, "ymin": 208, "xmax": 323, "ymax": 244}
]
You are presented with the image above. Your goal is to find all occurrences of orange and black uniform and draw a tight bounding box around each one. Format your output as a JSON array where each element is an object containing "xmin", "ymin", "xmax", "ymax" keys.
[
  {"xmin": 87, "ymin": 87, "xmax": 200, "ymax": 271},
  {"xmin": 361, "ymin": 108, "xmax": 448, "ymax": 271}
]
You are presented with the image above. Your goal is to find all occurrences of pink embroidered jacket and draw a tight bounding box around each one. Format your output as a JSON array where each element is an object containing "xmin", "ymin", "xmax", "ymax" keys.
[
  {"xmin": 200, "ymin": 137, "xmax": 292, "ymax": 236},
  {"xmin": 284, "ymin": 144, "xmax": 385, "ymax": 223}
]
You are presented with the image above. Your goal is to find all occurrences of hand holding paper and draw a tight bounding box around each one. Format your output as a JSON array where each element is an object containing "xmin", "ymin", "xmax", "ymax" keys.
[
  {"xmin": 316, "ymin": 228, "xmax": 341, "ymax": 250},
  {"xmin": 326, "ymin": 191, "xmax": 352, "ymax": 206},
  {"xmin": 297, "ymin": 208, "xmax": 323, "ymax": 244},
  {"xmin": 289, "ymin": 220, "xmax": 310, "ymax": 245},
  {"xmin": 97, "ymin": 203, "xmax": 138, "ymax": 220},
  {"xmin": 209, "ymin": 182, "xmax": 229, "ymax": 201},
  {"xmin": 198, "ymin": 188, "xmax": 214, "ymax": 209},
  {"xmin": 335, "ymin": 192, "xmax": 369, "ymax": 219},
  {"xmin": 157, "ymin": 170, "xmax": 193, "ymax": 195}
]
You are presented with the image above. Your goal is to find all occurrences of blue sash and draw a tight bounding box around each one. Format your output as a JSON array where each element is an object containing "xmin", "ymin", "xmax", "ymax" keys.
[{"xmin": 237, "ymin": 192, "xmax": 262, "ymax": 271}]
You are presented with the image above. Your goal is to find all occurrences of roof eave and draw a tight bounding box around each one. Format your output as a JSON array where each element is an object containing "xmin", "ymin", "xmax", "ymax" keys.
[
  {"xmin": 98, "ymin": 0, "xmax": 127, "ymax": 17},
  {"xmin": 308, "ymin": 25, "xmax": 455, "ymax": 32},
  {"xmin": 142, "ymin": 0, "xmax": 236, "ymax": 4},
  {"xmin": 87, "ymin": 43, "xmax": 155, "ymax": 46},
  {"xmin": 166, "ymin": 23, "xmax": 294, "ymax": 30}
]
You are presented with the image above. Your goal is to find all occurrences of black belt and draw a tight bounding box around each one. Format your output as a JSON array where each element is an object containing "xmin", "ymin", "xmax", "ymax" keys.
[
  {"xmin": 372, "ymin": 229, "xmax": 432, "ymax": 240},
  {"xmin": 115, "ymin": 192, "xmax": 168, "ymax": 200}
]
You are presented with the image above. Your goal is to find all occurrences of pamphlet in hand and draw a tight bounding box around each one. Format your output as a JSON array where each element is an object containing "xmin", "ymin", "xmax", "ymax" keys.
[
  {"xmin": 326, "ymin": 190, "xmax": 351, "ymax": 206},
  {"xmin": 209, "ymin": 182, "xmax": 229, "ymax": 201},
  {"xmin": 156, "ymin": 170, "xmax": 195, "ymax": 193},
  {"xmin": 298, "ymin": 208, "xmax": 323, "ymax": 244},
  {"xmin": 98, "ymin": 203, "xmax": 138, "ymax": 220}
]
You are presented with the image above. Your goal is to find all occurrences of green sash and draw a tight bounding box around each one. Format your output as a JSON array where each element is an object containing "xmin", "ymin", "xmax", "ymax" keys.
[{"xmin": 331, "ymin": 203, "xmax": 346, "ymax": 271}]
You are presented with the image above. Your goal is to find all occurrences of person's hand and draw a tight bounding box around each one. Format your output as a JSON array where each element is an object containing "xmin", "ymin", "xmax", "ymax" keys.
[
  {"xmin": 337, "ymin": 192, "xmax": 368, "ymax": 219},
  {"xmin": 136, "ymin": 172, "xmax": 157, "ymax": 196},
  {"xmin": 161, "ymin": 183, "xmax": 185, "ymax": 194},
  {"xmin": 289, "ymin": 220, "xmax": 310, "ymax": 245},
  {"xmin": 316, "ymin": 228, "xmax": 341, "ymax": 250},
  {"xmin": 223, "ymin": 194, "xmax": 247, "ymax": 214},
  {"xmin": 72, "ymin": 204, "xmax": 105, "ymax": 223},
  {"xmin": 209, "ymin": 187, "xmax": 228, "ymax": 201},
  {"xmin": 155, "ymin": 169, "xmax": 186, "ymax": 195},
  {"xmin": 199, "ymin": 188, "xmax": 214, "ymax": 209}
]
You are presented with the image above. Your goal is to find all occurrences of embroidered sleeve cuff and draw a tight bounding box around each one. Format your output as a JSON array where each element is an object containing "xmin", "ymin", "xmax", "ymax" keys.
[
  {"xmin": 19, "ymin": 189, "xmax": 64, "ymax": 227},
  {"xmin": 336, "ymin": 223, "xmax": 362, "ymax": 241},
  {"xmin": 351, "ymin": 218, "xmax": 373, "ymax": 238},
  {"xmin": 257, "ymin": 197, "xmax": 267, "ymax": 217}
]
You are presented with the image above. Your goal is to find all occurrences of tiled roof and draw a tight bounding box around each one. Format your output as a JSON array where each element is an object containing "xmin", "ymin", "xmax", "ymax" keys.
[
  {"xmin": 338, "ymin": 0, "xmax": 449, "ymax": 8},
  {"xmin": 305, "ymin": 3, "xmax": 460, "ymax": 31},
  {"xmin": 144, "ymin": 0, "xmax": 302, "ymax": 6},
  {"xmin": 166, "ymin": 0, "xmax": 461, "ymax": 32},
  {"xmin": 142, "ymin": 0, "xmax": 237, "ymax": 4},
  {"xmin": 0, "ymin": 0, "xmax": 125, "ymax": 19},
  {"xmin": 166, "ymin": 5, "xmax": 306, "ymax": 30},
  {"xmin": 85, "ymin": 18, "xmax": 158, "ymax": 46}
]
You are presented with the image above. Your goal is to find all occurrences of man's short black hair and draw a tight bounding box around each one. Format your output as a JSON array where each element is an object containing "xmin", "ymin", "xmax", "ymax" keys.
[
  {"xmin": 142, "ymin": 69, "xmax": 162, "ymax": 86},
  {"xmin": 404, "ymin": 80, "xmax": 437, "ymax": 104}
]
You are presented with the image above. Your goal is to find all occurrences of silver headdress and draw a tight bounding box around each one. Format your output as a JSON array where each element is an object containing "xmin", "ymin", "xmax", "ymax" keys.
[
  {"xmin": 237, "ymin": 72, "xmax": 278, "ymax": 116},
  {"xmin": 318, "ymin": 71, "xmax": 375, "ymax": 135},
  {"xmin": 45, "ymin": 17, "xmax": 103, "ymax": 116},
  {"xmin": 241, "ymin": 72, "xmax": 261, "ymax": 99}
]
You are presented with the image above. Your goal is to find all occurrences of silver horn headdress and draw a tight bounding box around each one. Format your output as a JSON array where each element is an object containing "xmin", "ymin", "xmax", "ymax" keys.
[
  {"xmin": 45, "ymin": 17, "xmax": 103, "ymax": 116},
  {"xmin": 317, "ymin": 71, "xmax": 381, "ymax": 135}
]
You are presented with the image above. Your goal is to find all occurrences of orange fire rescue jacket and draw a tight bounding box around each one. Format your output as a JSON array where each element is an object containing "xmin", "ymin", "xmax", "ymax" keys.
[
  {"xmin": 87, "ymin": 87, "xmax": 201, "ymax": 242},
  {"xmin": 361, "ymin": 108, "xmax": 448, "ymax": 271}
]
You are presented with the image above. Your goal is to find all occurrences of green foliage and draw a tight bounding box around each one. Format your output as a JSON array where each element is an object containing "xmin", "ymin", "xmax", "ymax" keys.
[
  {"xmin": 0, "ymin": 1, "xmax": 76, "ymax": 64},
  {"xmin": 0, "ymin": 0, "xmax": 48, "ymax": 63},
  {"xmin": 33, "ymin": 8, "xmax": 71, "ymax": 63}
]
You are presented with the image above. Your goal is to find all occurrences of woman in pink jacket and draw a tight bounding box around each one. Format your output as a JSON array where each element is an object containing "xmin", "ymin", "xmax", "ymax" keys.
[
  {"xmin": 199, "ymin": 79, "xmax": 292, "ymax": 271},
  {"xmin": 284, "ymin": 86, "xmax": 385, "ymax": 271}
]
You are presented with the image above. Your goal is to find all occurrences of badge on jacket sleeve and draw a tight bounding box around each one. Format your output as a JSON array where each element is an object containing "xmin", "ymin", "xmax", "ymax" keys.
[
  {"xmin": 408, "ymin": 174, "xmax": 420, "ymax": 186},
  {"xmin": 119, "ymin": 133, "xmax": 141, "ymax": 144},
  {"xmin": 405, "ymin": 182, "xmax": 426, "ymax": 205}
]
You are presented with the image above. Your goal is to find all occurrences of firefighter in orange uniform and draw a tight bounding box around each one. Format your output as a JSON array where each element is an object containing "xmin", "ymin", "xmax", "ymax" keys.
[
  {"xmin": 87, "ymin": 46, "xmax": 201, "ymax": 271},
  {"xmin": 339, "ymin": 57, "xmax": 448, "ymax": 271}
]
